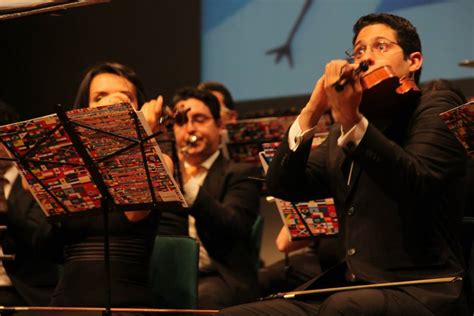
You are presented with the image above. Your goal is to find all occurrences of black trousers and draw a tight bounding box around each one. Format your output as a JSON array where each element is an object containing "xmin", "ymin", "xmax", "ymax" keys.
[
  {"xmin": 0, "ymin": 286, "xmax": 27, "ymax": 306},
  {"xmin": 258, "ymin": 250, "xmax": 322, "ymax": 297},
  {"xmin": 198, "ymin": 274, "xmax": 236, "ymax": 310},
  {"xmin": 218, "ymin": 287, "xmax": 434, "ymax": 316}
]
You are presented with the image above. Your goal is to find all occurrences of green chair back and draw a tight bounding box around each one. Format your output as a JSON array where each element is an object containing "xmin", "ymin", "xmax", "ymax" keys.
[
  {"xmin": 251, "ymin": 214, "xmax": 264, "ymax": 269},
  {"xmin": 149, "ymin": 235, "xmax": 199, "ymax": 309}
]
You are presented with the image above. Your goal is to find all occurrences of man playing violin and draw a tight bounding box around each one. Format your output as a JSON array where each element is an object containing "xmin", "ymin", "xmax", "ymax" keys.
[{"xmin": 219, "ymin": 13, "xmax": 469, "ymax": 316}]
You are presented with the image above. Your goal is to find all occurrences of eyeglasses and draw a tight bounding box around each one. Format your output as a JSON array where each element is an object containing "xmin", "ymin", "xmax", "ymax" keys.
[
  {"xmin": 175, "ymin": 113, "xmax": 212, "ymax": 126},
  {"xmin": 345, "ymin": 38, "xmax": 401, "ymax": 61}
]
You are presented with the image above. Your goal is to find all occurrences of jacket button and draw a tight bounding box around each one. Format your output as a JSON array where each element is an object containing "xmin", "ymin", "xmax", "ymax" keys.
[
  {"xmin": 347, "ymin": 248, "xmax": 356, "ymax": 256},
  {"xmin": 347, "ymin": 206, "xmax": 355, "ymax": 216}
]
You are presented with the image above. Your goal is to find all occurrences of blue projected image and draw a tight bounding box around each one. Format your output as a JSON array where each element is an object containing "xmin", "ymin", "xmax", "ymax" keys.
[{"xmin": 202, "ymin": 0, "xmax": 474, "ymax": 102}]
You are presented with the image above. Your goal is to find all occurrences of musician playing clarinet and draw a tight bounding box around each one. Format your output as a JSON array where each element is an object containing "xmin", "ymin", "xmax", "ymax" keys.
[
  {"xmin": 219, "ymin": 12, "xmax": 469, "ymax": 316},
  {"xmin": 145, "ymin": 86, "xmax": 262, "ymax": 309}
]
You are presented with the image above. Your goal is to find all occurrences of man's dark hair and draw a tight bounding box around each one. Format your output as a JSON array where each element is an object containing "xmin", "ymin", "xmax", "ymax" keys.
[
  {"xmin": 73, "ymin": 61, "xmax": 146, "ymax": 109},
  {"xmin": 172, "ymin": 87, "xmax": 221, "ymax": 122},
  {"xmin": 197, "ymin": 81, "xmax": 235, "ymax": 110},
  {"xmin": 353, "ymin": 13, "xmax": 422, "ymax": 84},
  {"xmin": 0, "ymin": 99, "xmax": 19, "ymax": 125}
]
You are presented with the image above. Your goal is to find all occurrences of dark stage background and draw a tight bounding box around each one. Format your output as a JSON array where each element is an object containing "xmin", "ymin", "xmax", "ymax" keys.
[{"xmin": 0, "ymin": 0, "xmax": 200, "ymax": 119}]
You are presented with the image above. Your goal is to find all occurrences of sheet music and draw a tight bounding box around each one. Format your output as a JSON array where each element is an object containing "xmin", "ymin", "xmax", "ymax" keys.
[
  {"xmin": 440, "ymin": 101, "xmax": 474, "ymax": 157},
  {"xmin": 260, "ymin": 142, "xmax": 339, "ymax": 241},
  {"xmin": 225, "ymin": 113, "xmax": 333, "ymax": 164},
  {"xmin": 0, "ymin": 103, "xmax": 186, "ymax": 218}
]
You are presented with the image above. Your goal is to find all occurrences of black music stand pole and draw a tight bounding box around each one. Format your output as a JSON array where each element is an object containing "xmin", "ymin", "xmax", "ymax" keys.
[
  {"xmin": 56, "ymin": 105, "xmax": 115, "ymax": 316},
  {"xmin": 55, "ymin": 104, "xmax": 179, "ymax": 315}
]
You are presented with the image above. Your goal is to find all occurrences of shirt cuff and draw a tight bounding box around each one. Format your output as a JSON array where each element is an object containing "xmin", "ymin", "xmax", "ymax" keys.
[
  {"xmin": 337, "ymin": 116, "xmax": 368, "ymax": 149},
  {"xmin": 183, "ymin": 179, "xmax": 200, "ymax": 206},
  {"xmin": 288, "ymin": 115, "xmax": 318, "ymax": 151}
]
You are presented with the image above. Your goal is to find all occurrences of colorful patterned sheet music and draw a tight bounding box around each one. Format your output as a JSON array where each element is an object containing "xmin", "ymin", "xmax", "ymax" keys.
[
  {"xmin": 261, "ymin": 142, "xmax": 339, "ymax": 240},
  {"xmin": 277, "ymin": 198, "xmax": 338, "ymax": 240},
  {"xmin": 0, "ymin": 103, "xmax": 186, "ymax": 218},
  {"xmin": 440, "ymin": 101, "xmax": 474, "ymax": 157},
  {"xmin": 225, "ymin": 113, "xmax": 333, "ymax": 163}
]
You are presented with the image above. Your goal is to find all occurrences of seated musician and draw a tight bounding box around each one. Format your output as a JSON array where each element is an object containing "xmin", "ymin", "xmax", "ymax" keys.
[
  {"xmin": 219, "ymin": 13, "xmax": 469, "ymax": 316},
  {"xmin": 0, "ymin": 100, "xmax": 60, "ymax": 307},
  {"xmin": 146, "ymin": 86, "xmax": 262, "ymax": 309},
  {"xmin": 34, "ymin": 61, "xmax": 179, "ymax": 308}
]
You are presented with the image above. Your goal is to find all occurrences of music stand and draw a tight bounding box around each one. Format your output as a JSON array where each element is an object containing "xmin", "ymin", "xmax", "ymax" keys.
[
  {"xmin": 440, "ymin": 101, "xmax": 474, "ymax": 158},
  {"xmin": 0, "ymin": 103, "xmax": 186, "ymax": 316},
  {"xmin": 258, "ymin": 145, "xmax": 339, "ymax": 242}
]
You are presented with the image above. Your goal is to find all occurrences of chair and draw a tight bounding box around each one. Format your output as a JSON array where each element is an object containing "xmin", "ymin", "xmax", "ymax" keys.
[
  {"xmin": 149, "ymin": 235, "xmax": 199, "ymax": 309},
  {"xmin": 251, "ymin": 214, "xmax": 264, "ymax": 269}
]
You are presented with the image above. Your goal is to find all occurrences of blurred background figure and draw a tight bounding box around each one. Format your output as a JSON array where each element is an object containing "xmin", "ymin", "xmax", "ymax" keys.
[
  {"xmin": 197, "ymin": 81, "xmax": 238, "ymax": 160},
  {"xmin": 170, "ymin": 87, "xmax": 261, "ymax": 309},
  {"xmin": 0, "ymin": 99, "xmax": 61, "ymax": 307}
]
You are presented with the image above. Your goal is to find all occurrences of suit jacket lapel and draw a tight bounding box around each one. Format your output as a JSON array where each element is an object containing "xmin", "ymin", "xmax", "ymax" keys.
[
  {"xmin": 330, "ymin": 141, "xmax": 363, "ymax": 202},
  {"xmin": 332, "ymin": 146, "xmax": 350, "ymax": 198},
  {"xmin": 346, "ymin": 161, "xmax": 362, "ymax": 197},
  {"xmin": 202, "ymin": 153, "xmax": 226, "ymax": 200}
]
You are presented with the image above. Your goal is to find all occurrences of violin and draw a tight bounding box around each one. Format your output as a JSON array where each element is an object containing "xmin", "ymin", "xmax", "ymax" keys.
[
  {"xmin": 360, "ymin": 64, "xmax": 420, "ymax": 95},
  {"xmin": 334, "ymin": 62, "xmax": 420, "ymax": 96},
  {"xmin": 334, "ymin": 63, "xmax": 421, "ymax": 122},
  {"xmin": 360, "ymin": 64, "xmax": 420, "ymax": 115}
]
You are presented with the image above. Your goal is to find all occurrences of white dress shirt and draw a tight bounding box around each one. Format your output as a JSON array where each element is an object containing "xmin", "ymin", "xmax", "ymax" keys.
[
  {"xmin": 288, "ymin": 115, "xmax": 369, "ymax": 185},
  {"xmin": 288, "ymin": 115, "xmax": 369, "ymax": 151},
  {"xmin": 183, "ymin": 150, "xmax": 220, "ymax": 272},
  {"xmin": 0, "ymin": 165, "xmax": 18, "ymax": 286}
]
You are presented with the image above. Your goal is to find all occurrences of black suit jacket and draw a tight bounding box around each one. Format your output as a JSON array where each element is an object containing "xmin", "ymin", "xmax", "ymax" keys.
[
  {"xmin": 2, "ymin": 177, "xmax": 61, "ymax": 306},
  {"xmin": 267, "ymin": 90, "xmax": 468, "ymax": 315},
  {"xmin": 187, "ymin": 153, "xmax": 261, "ymax": 304}
]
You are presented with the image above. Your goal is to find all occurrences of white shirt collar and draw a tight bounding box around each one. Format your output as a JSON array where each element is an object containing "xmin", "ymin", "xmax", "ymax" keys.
[
  {"xmin": 3, "ymin": 165, "xmax": 19, "ymax": 198},
  {"xmin": 3, "ymin": 165, "xmax": 18, "ymax": 184},
  {"xmin": 184, "ymin": 150, "xmax": 220, "ymax": 171}
]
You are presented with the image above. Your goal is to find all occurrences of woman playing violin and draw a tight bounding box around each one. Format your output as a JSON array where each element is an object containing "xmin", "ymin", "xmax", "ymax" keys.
[
  {"xmin": 219, "ymin": 13, "xmax": 469, "ymax": 316},
  {"xmin": 36, "ymin": 62, "xmax": 185, "ymax": 308}
]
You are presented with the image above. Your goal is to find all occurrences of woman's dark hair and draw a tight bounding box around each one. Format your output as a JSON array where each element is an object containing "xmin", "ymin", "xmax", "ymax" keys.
[
  {"xmin": 73, "ymin": 62, "xmax": 146, "ymax": 109},
  {"xmin": 353, "ymin": 13, "xmax": 422, "ymax": 84},
  {"xmin": 197, "ymin": 81, "xmax": 235, "ymax": 110},
  {"xmin": 0, "ymin": 99, "xmax": 19, "ymax": 125},
  {"xmin": 172, "ymin": 87, "xmax": 221, "ymax": 122}
]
